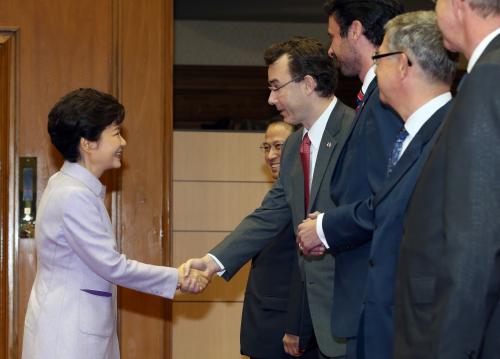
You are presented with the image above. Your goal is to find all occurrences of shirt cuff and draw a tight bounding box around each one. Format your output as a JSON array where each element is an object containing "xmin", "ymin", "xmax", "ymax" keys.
[
  {"xmin": 207, "ymin": 253, "xmax": 226, "ymax": 276},
  {"xmin": 316, "ymin": 213, "xmax": 330, "ymax": 249}
]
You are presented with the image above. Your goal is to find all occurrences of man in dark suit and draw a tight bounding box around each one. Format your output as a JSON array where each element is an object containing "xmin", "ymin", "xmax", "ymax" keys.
[
  {"xmin": 300, "ymin": 11, "xmax": 457, "ymax": 359},
  {"xmin": 184, "ymin": 37, "xmax": 354, "ymax": 358},
  {"xmin": 393, "ymin": 1, "xmax": 500, "ymax": 358},
  {"xmin": 296, "ymin": 1, "xmax": 403, "ymax": 356},
  {"xmin": 239, "ymin": 120, "xmax": 310, "ymax": 359}
]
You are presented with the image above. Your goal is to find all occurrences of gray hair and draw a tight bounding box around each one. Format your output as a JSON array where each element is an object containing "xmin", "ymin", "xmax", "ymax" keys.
[
  {"xmin": 384, "ymin": 11, "xmax": 458, "ymax": 85},
  {"xmin": 468, "ymin": 0, "xmax": 500, "ymax": 17}
]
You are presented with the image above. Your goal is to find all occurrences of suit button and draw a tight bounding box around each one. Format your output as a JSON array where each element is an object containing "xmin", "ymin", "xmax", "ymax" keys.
[{"xmin": 368, "ymin": 259, "xmax": 374, "ymax": 267}]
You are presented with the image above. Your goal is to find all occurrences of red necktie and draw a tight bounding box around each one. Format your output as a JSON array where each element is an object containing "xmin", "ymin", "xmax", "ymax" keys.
[
  {"xmin": 355, "ymin": 89, "xmax": 364, "ymax": 112},
  {"xmin": 300, "ymin": 133, "xmax": 311, "ymax": 213}
]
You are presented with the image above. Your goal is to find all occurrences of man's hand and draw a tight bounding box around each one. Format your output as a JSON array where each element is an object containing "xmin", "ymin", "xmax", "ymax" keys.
[
  {"xmin": 297, "ymin": 217, "xmax": 326, "ymax": 256},
  {"xmin": 283, "ymin": 333, "xmax": 304, "ymax": 357},
  {"xmin": 184, "ymin": 254, "xmax": 221, "ymax": 280},
  {"xmin": 177, "ymin": 264, "xmax": 210, "ymax": 293}
]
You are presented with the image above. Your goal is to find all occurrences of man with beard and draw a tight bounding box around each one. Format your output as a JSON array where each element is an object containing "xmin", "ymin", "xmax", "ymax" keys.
[{"xmin": 296, "ymin": 1, "xmax": 403, "ymax": 357}]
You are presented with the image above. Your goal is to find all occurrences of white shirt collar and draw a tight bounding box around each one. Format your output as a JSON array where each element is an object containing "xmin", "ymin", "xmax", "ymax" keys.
[
  {"xmin": 404, "ymin": 92, "xmax": 452, "ymax": 137},
  {"xmin": 302, "ymin": 97, "xmax": 338, "ymax": 149},
  {"xmin": 361, "ymin": 65, "xmax": 377, "ymax": 94},
  {"xmin": 467, "ymin": 28, "xmax": 500, "ymax": 73}
]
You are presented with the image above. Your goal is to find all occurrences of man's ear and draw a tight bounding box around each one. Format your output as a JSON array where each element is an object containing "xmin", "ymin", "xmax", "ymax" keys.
[
  {"xmin": 349, "ymin": 20, "xmax": 364, "ymax": 42},
  {"xmin": 303, "ymin": 75, "xmax": 318, "ymax": 95}
]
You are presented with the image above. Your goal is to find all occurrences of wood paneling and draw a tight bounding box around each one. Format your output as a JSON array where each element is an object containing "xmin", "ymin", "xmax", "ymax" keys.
[
  {"xmin": 173, "ymin": 182, "xmax": 272, "ymax": 231},
  {"xmin": 0, "ymin": 32, "xmax": 12, "ymax": 359},
  {"xmin": 172, "ymin": 131, "xmax": 272, "ymax": 358},
  {"xmin": 172, "ymin": 302, "xmax": 245, "ymax": 359},
  {"xmin": 0, "ymin": 0, "xmax": 174, "ymax": 358},
  {"xmin": 174, "ymin": 131, "xmax": 273, "ymax": 182},
  {"xmin": 117, "ymin": 0, "xmax": 173, "ymax": 357},
  {"xmin": 174, "ymin": 65, "xmax": 361, "ymax": 130}
]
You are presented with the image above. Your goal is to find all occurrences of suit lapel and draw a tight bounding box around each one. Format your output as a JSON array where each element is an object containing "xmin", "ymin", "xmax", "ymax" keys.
[
  {"xmin": 308, "ymin": 102, "xmax": 344, "ymax": 212},
  {"xmin": 338, "ymin": 79, "xmax": 377, "ymax": 155},
  {"xmin": 374, "ymin": 103, "xmax": 450, "ymax": 206}
]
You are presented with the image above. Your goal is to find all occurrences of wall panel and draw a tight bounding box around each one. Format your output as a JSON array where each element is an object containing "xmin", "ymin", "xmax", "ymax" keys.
[{"xmin": 172, "ymin": 130, "xmax": 272, "ymax": 358}]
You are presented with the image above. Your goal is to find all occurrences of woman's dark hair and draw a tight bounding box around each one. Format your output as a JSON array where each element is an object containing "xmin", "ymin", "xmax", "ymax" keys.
[
  {"xmin": 324, "ymin": 0, "xmax": 404, "ymax": 47},
  {"xmin": 264, "ymin": 36, "xmax": 338, "ymax": 98},
  {"xmin": 48, "ymin": 88, "xmax": 125, "ymax": 162}
]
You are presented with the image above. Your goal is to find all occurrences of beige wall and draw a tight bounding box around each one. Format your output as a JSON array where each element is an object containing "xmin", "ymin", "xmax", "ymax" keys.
[{"xmin": 172, "ymin": 130, "xmax": 273, "ymax": 358}]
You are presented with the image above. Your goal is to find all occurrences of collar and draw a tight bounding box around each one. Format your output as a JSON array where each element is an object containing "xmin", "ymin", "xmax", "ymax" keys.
[
  {"xmin": 60, "ymin": 161, "xmax": 106, "ymax": 199},
  {"xmin": 467, "ymin": 28, "xmax": 500, "ymax": 73},
  {"xmin": 302, "ymin": 97, "xmax": 338, "ymax": 149},
  {"xmin": 361, "ymin": 65, "xmax": 377, "ymax": 94},
  {"xmin": 404, "ymin": 92, "xmax": 452, "ymax": 137}
]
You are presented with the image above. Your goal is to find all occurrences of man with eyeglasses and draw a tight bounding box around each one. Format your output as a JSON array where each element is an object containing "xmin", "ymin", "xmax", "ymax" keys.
[
  {"xmin": 296, "ymin": 1, "xmax": 403, "ymax": 357},
  {"xmin": 238, "ymin": 119, "xmax": 320, "ymax": 359},
  {"xmin": 393, "ymin": 0, "xmax": 500, "ymax": 358},
  {"xmin": 183, "ymin": 37, "xmax": 355, "ymax": 358},
  {"xmin": 302, "ymin": 11, "xmax": 457, "ymax": 359}
]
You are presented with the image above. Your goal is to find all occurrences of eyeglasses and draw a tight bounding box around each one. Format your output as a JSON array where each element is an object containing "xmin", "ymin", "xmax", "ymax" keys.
[
  {"xmin": 268, "ymin": 77, "xmax": 302, "ymax": 92},
  {"xmin": 259, "ymin": 142, "xmax": 284, "ymax": 153},
  {"xmin": 372, "ymin": 51, "xmax": 413, "ymax": 66}
]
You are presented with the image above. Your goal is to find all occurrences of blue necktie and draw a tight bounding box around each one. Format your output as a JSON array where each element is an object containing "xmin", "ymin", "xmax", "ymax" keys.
[{"xmin": 387, "ymin": 128, "xmax": 409, "ymax": 176}]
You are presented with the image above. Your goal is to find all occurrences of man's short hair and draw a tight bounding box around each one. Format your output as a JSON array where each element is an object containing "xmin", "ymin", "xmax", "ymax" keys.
[
  {"xmin": 384, "ymin": 11, "xmax": 458, "ymax": 85},
  {"xmin": 264, "ymin": 36, "xmax": 338, "ymax": 98},
  {"xmin": 468, "ymin": 0, "xmax": 500, "ymax": 17},
  {"xmin": 324, "ymin": 0, "xmax": 404, "ymax": 47}
]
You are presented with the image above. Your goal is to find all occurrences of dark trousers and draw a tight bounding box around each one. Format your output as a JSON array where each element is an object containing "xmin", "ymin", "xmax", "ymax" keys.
[
  {"xmin": 318, "ymin": 338, "xmax": 356, "ymax": 359},
  {"xmin": 250, "ymin": 346, "xmax": 319, "ymax": 359}
]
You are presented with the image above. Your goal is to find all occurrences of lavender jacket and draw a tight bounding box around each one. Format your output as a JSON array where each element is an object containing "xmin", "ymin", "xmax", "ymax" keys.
[{"xmin": 22, "ymin": 162, "xmax": 178, "ymax": 359}]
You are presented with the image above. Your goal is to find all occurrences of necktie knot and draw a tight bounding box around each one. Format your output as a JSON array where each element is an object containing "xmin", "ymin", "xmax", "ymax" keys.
[{"xmin": 387, "ymin": 127, "xmax": 409, "ymax": 176}]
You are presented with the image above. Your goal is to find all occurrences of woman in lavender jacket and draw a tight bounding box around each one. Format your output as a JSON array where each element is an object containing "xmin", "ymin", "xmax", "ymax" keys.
[{"xmin": 22, "ymin": 88, "xmax": 206, "ymax": 359}]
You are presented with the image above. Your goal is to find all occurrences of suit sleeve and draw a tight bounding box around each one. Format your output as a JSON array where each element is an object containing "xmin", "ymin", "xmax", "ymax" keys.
[
  {"xmin": 435, "ymin": 63, "xmax": 500, "ymax": 354},
  {"xmin": 62, "ymin": 189, "xmax": 178, "ymax": 299},
  {"xmin": 283, "ymin": 254, "xmax": 315, "ymax": 348},
  {"xmin": 210, "ymin": 176, "xmax": 293, "ymax": 280},
  {"xmin": 321, "ymin": 197, "xmax": 375, "ymax": 252}
]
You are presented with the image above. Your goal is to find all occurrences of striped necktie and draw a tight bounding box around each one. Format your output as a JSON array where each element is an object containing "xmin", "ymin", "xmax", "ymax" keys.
[{"xmin": 355, "ymin": 89, "xmax": 364, "ymax": 112}]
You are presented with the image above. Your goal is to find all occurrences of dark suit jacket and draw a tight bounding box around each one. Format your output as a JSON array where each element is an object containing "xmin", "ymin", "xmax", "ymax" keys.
[
  {"xmin": 394, "ymin": 35, "xmax": 500, "ymax": 359},
  {"xmin": 240, "ymin": 223, "xmax": 299, "ymax": 357},
  {"xmin": 210, "ymin": 100, "xmax": 354, "ymax": 357},
  {"xmin": 321, "ymin": 80, "xmax": 402, "ymax": 338},
  {"xmin": 359, "ymin": 102, "xmax": 450, "ymax": 359}
]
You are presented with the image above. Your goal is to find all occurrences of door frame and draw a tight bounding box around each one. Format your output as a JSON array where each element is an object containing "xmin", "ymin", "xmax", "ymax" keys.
[{"xmin": 0, "ymin": 28, "xmax": 19, "ymax": 359}]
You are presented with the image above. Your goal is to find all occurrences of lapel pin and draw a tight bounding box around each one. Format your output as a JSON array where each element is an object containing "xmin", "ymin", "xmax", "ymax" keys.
[{"xmin": 326, "ymin": 142, "xmax": 332, "ymax": 148}]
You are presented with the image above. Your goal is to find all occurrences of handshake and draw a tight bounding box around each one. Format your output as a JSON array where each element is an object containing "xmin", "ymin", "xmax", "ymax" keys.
[{"xmin": 175, "ymin": 255, "xmax": 223, "ymax": 294}]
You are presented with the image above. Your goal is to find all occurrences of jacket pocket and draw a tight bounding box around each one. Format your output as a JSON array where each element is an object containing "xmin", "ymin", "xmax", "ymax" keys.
[
  {"xmin": 260, "ymin": 296, "xmax": 288, "ymax": 311},
  {"xmin": 409, "ymin": 277, "xmax": 436, "ymax": 304},
  {"xmin": 79, "ymin": 288, "xmax": 114, "ymax": 337}
]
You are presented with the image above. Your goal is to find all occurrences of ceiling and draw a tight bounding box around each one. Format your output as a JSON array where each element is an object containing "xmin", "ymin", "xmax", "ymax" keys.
[{"xmin": 175, "ymin": 0, "xmax": 435, "ymax": 23}]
